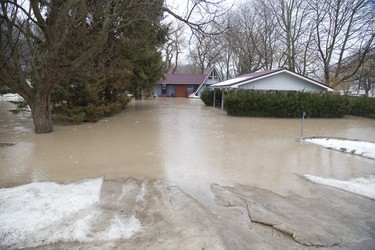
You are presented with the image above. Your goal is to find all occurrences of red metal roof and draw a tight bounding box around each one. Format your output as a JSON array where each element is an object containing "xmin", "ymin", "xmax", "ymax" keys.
[
  {"xmin": 161, "ymin": 66, "xmax": 216, "ymax": 85},
  {"xmin": 162, "ymin": 74, "xmax": 206, "ymax": 85}
]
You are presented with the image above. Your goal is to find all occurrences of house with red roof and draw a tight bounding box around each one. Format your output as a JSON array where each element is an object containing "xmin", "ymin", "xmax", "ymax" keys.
[{"xmin": 154, "ymin": 67, "xmax": 221, "ymax": 98}]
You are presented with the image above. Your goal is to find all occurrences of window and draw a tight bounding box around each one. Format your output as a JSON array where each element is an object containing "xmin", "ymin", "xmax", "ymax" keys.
[
  {"xmin": 187, "ymin": 85, "xmax": 194, "ymax": 92},
  {"xmin": 208, "ymin": 70, "xmax": 219, "ymax": 80}
]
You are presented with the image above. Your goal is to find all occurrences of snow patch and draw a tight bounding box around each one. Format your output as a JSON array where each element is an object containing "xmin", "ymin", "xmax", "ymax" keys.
[
  {"xmin": 0, "ymin": 178, "xmax": 144, "ymax": 248},
  {"xmin": 136, "ymin": 180, "xmax": 147, "ymax": 202},
  {"xmin": 0, "ymin": 93, "xmax": 24, "ymax": 101},
  {"xmin": 303, "ymin": 137, "xmax": 375, "ymax": 159},
  {"xmin": 0, "ymin": 178, "xmax": 103, "ymax": 248},
  {"xmin": 100, "ymin": 215, "xmax": 142, "ymax": 241},
  {"xmin": 305, "ymin": 175, "xmax": 375, "ymax": 199}
]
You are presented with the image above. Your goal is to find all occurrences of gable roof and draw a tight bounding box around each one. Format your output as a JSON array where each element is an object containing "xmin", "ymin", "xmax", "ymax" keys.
[
  {"xmin": 211, "ymin": 68, "xmax": 333, "ymax": 91},
  {"xmin": 162, "ymin": 74, "xmax": 206, "ymax": 85},
  {"xmin": 161, "ymin": 66, "xmax": 217, "ymax": 85}
]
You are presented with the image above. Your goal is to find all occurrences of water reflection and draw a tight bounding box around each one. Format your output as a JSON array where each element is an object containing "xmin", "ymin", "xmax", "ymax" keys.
[{"xmin": 1, "ymin": 98, "xmax": 374, "ymax": 199}]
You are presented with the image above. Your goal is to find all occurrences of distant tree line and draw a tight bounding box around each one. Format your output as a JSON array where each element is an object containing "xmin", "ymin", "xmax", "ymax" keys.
[{"xmin": 166, "ymin": 0, "xmax": 375, "ymax": 91}]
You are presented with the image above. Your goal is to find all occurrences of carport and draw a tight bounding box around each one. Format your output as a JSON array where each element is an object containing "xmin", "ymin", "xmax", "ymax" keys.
[
  {"xmin": 210, "ymin": 86, "xmax": 231, "ymax": 110},
  {"xmin": 210, "ymin": 68, "xmax": 333, "ymax": 110}
]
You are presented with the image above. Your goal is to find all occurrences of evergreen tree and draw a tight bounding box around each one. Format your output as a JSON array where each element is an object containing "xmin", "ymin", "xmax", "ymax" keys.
[{"xmin": 51, "ymin": 0, "xmax": 166, "ymax": 121}]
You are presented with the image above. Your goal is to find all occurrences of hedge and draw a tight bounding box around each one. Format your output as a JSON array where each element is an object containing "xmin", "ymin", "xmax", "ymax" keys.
[
  {"xmin": 200, "ymin": 88, "xmax": 223, "ymax": 107},
  {"xmin": 201, "ymin": 90, "xmax": 354, "ymax": 118},
  {"xmin": 349, "ymin": 96, "xmax": 375, "ymax": 119}
]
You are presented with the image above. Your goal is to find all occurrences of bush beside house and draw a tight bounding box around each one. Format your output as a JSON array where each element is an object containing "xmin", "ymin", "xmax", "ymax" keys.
[
  {"xmin": 200, "ymin": 89, "xmax": 223, "ymax": 107},
  {"xmin": 224, "ymin": 90, "xmax": 350, "ymax": 118},
  {"xmin": 350, "ymin": 97, "xmax": 375, "ymax": 119},
  {"xmin": 201, "ymin": 89, "xmax": 375, "ymax": 119}
]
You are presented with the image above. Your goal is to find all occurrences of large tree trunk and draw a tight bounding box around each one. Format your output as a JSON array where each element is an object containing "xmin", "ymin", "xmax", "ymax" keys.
[{"xmin": 30, "ymin": 87, "xmax": 54, "ymax": 134}]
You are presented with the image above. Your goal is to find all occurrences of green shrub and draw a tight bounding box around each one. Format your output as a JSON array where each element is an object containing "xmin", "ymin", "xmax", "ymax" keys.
[
  {"xmin": 350, "ymin": 97, "xmax": 375, "ymax": 119},
  {"xmin": 200, "ymin": 88, "xmax": 223, "ymax": 107},
  {"xmin": 52, "ymin": 96, "xmax": 131, "ymax": 123},
  {"xmin": 224, "ymin": 90, "xmax": 350, "ymax": 118}
]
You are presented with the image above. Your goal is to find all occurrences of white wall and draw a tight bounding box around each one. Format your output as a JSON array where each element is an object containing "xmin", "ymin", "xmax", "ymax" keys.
[{"xmin": 239, "ymin": 72, "xmax": 325, "ymax": 92}]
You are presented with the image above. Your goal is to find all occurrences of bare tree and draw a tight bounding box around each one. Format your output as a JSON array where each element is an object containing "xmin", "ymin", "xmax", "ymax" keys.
[
  {"xmin": 266, "ymin": 0, "xmax": 312, "ymax": 73},
  {"xmin": 309, "ymin": 0, "xmax": 375, "ymax": 87},
  {"xmin": 227, "ymin": 4, "xmax": 263, "ymax": 74},
  {"xmin": 162, "ymin": 23, "xmax": 185, "ymax": 73},
  {"xmin": 224, "ymin": 1, "xmax": 281, "ymax": 75},
  {"xmin": 188, "ymin": 28, "xmax": 223, "ymax": 73},
  {"xmin": 215, "ymin": 19, "xmax": 235, "ymax": 79},
  {"xmin": 214, "ymin": 0, "xmax": 374, "ymax": 84},
  {"xmin": 357, "ymin": 58, "xmax": 375, "ymax": 97},
  {"xmin": 162, "ymin": 0, "xmax": 228, "ymax": 36},
  {"xmin": 339, "ymin": 47, "xmax": 375, "ymax": 96},
  {"xmin": 253, "ymin": 0, "xmax": 280, "ymax": 71}
]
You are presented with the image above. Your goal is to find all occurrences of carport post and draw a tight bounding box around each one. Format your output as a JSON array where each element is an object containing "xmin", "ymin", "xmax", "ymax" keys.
[
  {"xmin": 221, "ymin": 88, "xmax": 224, "ymax": 110},
  {"xmin": 213, "ymin": 88, "xmax": 216, "ymax": 107}
]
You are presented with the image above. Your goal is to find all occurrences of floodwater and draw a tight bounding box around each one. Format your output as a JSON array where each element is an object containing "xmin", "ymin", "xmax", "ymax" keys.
[{"xmin": 1, "ymin": 98, "xmax": 375, "ymax": 200}]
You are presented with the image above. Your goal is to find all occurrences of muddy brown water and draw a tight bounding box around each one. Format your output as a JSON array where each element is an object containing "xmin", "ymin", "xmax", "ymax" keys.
[{"xmin": 1, "ymin": 98, "xmax": 375, "ymax": 200}]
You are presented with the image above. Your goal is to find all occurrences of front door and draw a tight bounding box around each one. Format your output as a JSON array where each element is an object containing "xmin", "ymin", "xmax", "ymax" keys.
[{"xmin": 176, "ymin": 85, "xmax": 187, "ymax": 97}]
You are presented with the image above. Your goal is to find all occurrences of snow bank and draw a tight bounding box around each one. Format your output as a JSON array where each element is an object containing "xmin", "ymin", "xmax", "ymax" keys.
[
  {"xmin": 305, "ymin": 175, "xmax": 375, "ymax": 200},
  {"xmin": 0, "ymin": 178, "xmax": 103, "ymax": 248},
  {"xmin": 0, "ymin": 93, "xmax": 24, "ymax": 101},
  {"xmin": 303, "ymin": 137, "xmax": 375, "ymax": 159},
  {"xmin": 0, "ymin": 178, "xmax": 143, "ymax": 249}
]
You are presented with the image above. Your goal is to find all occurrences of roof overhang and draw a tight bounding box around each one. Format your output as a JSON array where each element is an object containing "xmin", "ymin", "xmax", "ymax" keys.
[{"xmin": 210, "ymin": 69, "xmax": 333, "ymax": 91}]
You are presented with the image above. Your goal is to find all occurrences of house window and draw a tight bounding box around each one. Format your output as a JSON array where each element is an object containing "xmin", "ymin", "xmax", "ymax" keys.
[
  {"xmin": 187, "ymin": 85, "xmax": 195, "ymax": 92},
  {"xmin": 208, "ymin": 70, "xmax": 219, "ymax": 80}
]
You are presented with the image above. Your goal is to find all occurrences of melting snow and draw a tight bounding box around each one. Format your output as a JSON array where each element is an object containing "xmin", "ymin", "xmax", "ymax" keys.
[
  {"xmin": 99, "ymin": 215, "xmax": 141, "ymax": 241},
  {"xmin": 305, "ymin": 175, "xmax": 375, "ymax": 200},
  {"xmin": 303, "ymin": 137, "xmax": 375, "ymax": 159},
  {"xmin": 0, "ymin": 178, "xmax": 142, "ymax": 249},
  {"xmin": 304, "ymin": 137, "xmax": 375, "ymax": 199}
]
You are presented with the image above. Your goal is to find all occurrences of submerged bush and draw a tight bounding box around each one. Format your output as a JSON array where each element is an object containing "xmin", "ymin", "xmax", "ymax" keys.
[
  {"xmin": 223, "ymin": 90, "xmax": 350, "ymax": 118},
  {"xmin": 52, "ymin": 96, "xmax": 131, "ymax": 123},
  {"xmin": 200, "ymin": 88, "xmax": 222, "ymax": 107},
  {"xmin": 349, "ymin": 97, "xmax": 375, "ymax": 119}
]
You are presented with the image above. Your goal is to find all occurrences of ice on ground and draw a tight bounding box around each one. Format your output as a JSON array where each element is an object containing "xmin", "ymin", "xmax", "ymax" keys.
[
  {"xmin": 0, "ymin": 93, "xmax": 24, "ymax": 101},
  {"xmin": 303, "ymin": 137, "xmax": 375, "ymax": 159},
  {"xmin": 0, "ymin": 178, "xmax": 143, "ymax": 249},
  {"xmin": 0, "ymin": 178, "xmax": 102, "ymax": 248},
  {"xmin": 303, "ymin": 137, "xmax": 375, "ymax": 199},
  {"xmin": 99, "ymin": 215, "xmax": 142, "ymax": 241},
  {"xmin": 305, "ymin": 175, "xmax": 375, "ymax": 199}
]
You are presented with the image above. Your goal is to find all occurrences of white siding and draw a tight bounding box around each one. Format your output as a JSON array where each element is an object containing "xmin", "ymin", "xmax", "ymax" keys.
[
  {"xmin": 194, "ymin": 78, "xmax": 221, "ymax": 96},
  {"xmin": 205, "ymin": 79, "xmax": 220, "ymax": 85},
  {"xmin": 239, "ymin": 72, "xmax": 325, "ymax": 92}
]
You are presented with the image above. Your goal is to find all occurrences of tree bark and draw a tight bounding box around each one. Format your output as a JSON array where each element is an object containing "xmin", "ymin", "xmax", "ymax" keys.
[{"xmin": 30, "ymin": 86, "xmax": 54, "ymax": 134}]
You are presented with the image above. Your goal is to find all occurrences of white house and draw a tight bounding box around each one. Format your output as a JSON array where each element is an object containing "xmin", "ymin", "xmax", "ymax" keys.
[{"xmin": 210, "ymin": 68, "xmax": 333, "ymax": 109}]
